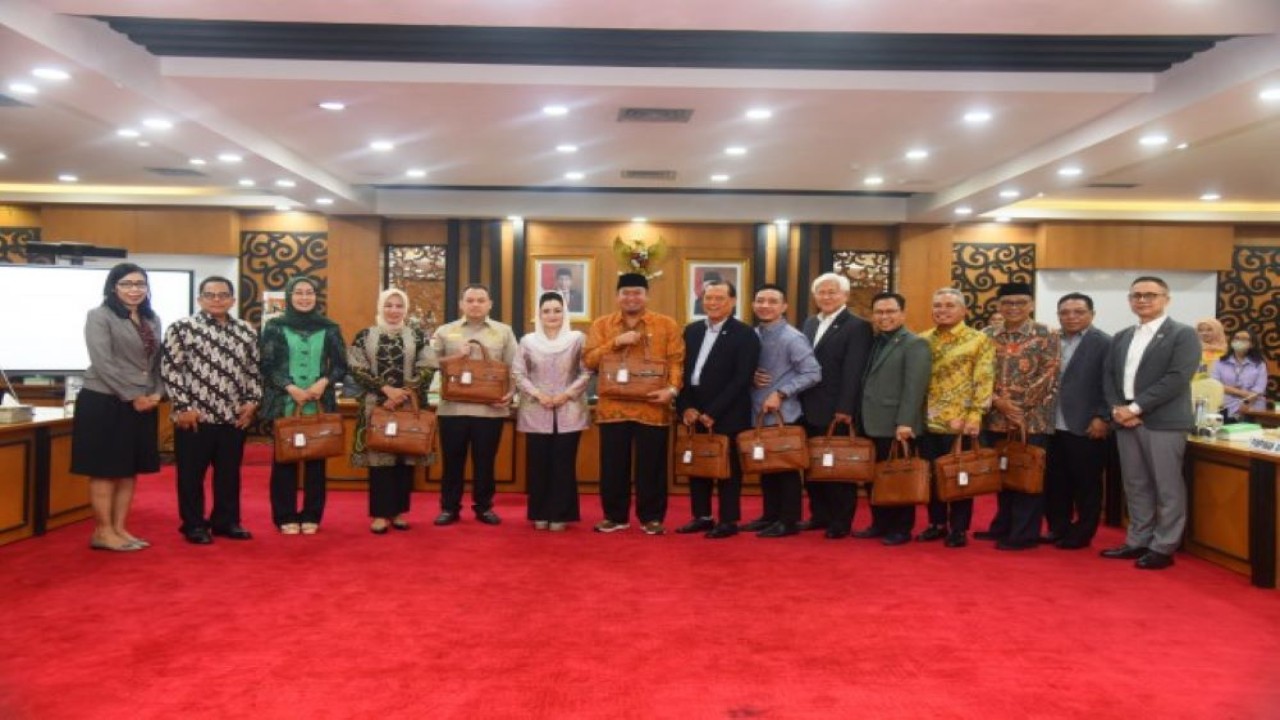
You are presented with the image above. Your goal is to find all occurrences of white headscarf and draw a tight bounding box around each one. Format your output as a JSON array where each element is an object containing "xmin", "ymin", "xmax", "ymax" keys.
[
  {"xmin": 375, "ymin": 288, "xmax": 410, "ymax": 330},
  {"xmin": 526, "ymin": 292, "xmax": 580, "ymax": 354}
]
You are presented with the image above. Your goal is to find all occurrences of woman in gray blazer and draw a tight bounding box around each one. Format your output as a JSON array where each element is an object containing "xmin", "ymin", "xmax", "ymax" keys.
[{"xmin": 70, "ymin": 263, "xmax": 164, "ymax": 552}]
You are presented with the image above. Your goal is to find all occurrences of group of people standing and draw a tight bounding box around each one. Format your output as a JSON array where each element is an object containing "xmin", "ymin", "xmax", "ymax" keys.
[{"xmin": 71, "ymin": 261, "xmax": 1230, "ymax": 571}]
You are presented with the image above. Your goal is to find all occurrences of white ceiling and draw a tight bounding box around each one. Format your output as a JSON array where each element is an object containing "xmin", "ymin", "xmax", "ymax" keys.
[{"xmin": 2, "ymin": 0, "xmax": 1280, "ymax": 225}]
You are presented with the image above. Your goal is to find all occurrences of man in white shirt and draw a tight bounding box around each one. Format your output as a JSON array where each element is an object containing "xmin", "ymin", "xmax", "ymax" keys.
[{"xmin": 1100, "ymin": 276, "xmax": 1201, "ymax": 570}]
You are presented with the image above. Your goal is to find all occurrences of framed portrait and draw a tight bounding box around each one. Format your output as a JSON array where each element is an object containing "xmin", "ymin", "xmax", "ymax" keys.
[
  {"xmin": 684, "ymin": 259, "xmax": 750, "ymax": 323},
  {"xmin": 531, "ymin": 256, "xmax": 593, "ymax": 321}
]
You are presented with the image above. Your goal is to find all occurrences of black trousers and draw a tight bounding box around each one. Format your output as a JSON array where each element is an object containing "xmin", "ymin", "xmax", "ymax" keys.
[
  {"xmin": 1044, "ymin": 431, "xmax": 1106, "ymax": 543},
  {"xmin": 981, "ymin": 431, "xmax": 1048, "ymax": 544},
  {"xmin": 687, "ymin": 436, "xmax": 742, "ymax": 524},
  {"xmin": 920, "ymin": 432, "xmax": 974, "ymax": 532},
  {"xmin": 868, "ymin": 437, "xmax": 916, "ymax": 537},
  {"xmin": 526, "ymin": 430, "xmax": 582, "ymax": 523},
  {"xmin": 759, "ymin": 469, "xmax": 802, "ymax": 525},
  {"xmin": 269, "ymin": 458, "xmax": 327, "ymax": 526},
  {"xmin": 598, "ymin": 421, "xmax": 669, "ymax": 524},
  {"xmin": 439, "ymin": 416, "xmax": 504, "ymax": 514},
  {"xmin": 803, "ymin": 422, "xmax": 855, "ymax": 531},
  {"xmin": 174, "ymin": 423, "xmax": 247, "ymax": 534},
  {"xmin": 368, "ymin": 462, "xmax": 413, "ymax": 518}
]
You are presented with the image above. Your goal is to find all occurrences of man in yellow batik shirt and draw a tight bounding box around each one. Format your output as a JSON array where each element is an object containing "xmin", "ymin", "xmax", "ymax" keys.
[{"xmin": 916, "ymin": 287, "xmax": 995, "ymax": 548}]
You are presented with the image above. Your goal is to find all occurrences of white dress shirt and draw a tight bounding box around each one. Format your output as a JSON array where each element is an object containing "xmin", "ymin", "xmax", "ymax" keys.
[
  {"xmin": 691, "ymin": 318, "xmax": 726, "ymax": 386},
  {"xmin": 812, "ymin": 308, "xmax": 841, "ymax": 347},
  {"xmin": 1122, "ymin": 314, "xmax": 1168, "ymax": 406}
]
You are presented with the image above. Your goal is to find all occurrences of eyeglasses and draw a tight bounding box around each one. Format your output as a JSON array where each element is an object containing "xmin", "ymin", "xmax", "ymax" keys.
[
  {"xmin": 116, "ymin": 281, "xmax": 148, "ymax": 290},
  {"xmin": 1128, "ymin": 292, "xmax": 1165, "ymax": 302},
  {"xmin": 200, "ymin": 292, "xmax": 233, "ymax": 300}
]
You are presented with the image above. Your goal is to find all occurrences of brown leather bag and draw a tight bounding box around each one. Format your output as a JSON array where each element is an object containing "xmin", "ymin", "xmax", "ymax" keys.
[
  {"xmin": 598, "ymin": 336, "xmax": 668, "ymax": 400},
  {"xmin": 673, "ymin": 424, "xmax": 731, "ymax": 479},
  {"xmin": 806, "ymin": 419, "xmax": 876, "ymax": 482},
  {"xmin": 871, "ymin": 439, "xmax": 931, "ymax": 506},
  {"xmin": 993, "ymin": 427, "xmax": 1046, "ymax": 494},
  {"xmin": 365, "ymin": 394, "xmax": 437, "ymax": 457},
  {"xmin": 274, "ymin": 402, "xmax": 345, "ymax": 463},
  {"xmin": 439, "ymin": 339, "xmax": 510, "ymax": 404},
  {"xmin": 933, "ymin": 434, "xmax": 1002, "ymax": 502},
  {"xmin": 736, "ymin": 410, "xmax": 809, "ymax": 474}
]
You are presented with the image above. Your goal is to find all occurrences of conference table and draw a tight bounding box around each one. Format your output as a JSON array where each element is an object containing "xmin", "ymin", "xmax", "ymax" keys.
[
  {"xmin": 1184, "ymin": 436, "xmax": 1280, "ymax": 589},
  {"xmin": 0, "ymin": 407, "xmax": 89, "ymax": 546}
]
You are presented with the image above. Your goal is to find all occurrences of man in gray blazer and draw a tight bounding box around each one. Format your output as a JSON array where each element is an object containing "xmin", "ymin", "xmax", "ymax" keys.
[
  {"xmin": 1044, "ymin": 293, "xmax": 1112, "ymax": 549},
  {"xmin": 858, "ymin": 292, "xmax": 931, "ymax": 545},
  {"xmin": 1101, "ymin": 276, "xmax": 1201, "ymax": 570}
]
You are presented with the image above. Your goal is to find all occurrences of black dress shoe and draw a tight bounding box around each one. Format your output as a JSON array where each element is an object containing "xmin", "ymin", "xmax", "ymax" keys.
[
  {"xmin": 1055, "ymin": 537, "xmax": 1089, "ymax": 550},
  {"xmin": 676, "ymin": 517, "xmax": 716, "ymax": 534},
  {"xmin": 1039, "ymin": 532, "xmax": 1062, "ymax": 545},
  {"xmin": 757, "ymin": 522, "xmax": 798, "ymax": 538},
  {"xmin": 852, "ymin": 526, "xmax": 885, "ymax": 539},
  {"xmin": 211, "ymin": 525, "xmax": 253, "ymax": 540},
  {"xmin": 741, "ymin": 518, "xmax": 775, "ymax": 533},
  {"xmin": 1135, "ymin": 551, "xmax": 1175, "ymax": 570},
  {"xmin": 944, "ymin": 530, "xmax": 967, "ymax": 548},
  {"xmin": 824, "ymin": 528, "xmax": 850, "ymax": 540},
  {"xmin": 881, "ymin": 532, "xmax": 911, "ymax": 546},
  {"xmin": 1100, "ymin": 544, "xmax": 1147, "ymax": 560},
  {"xmin": 184, "ymin": 528, "xmax": 213, "ymax": 545},
  {"xmin": 476, "ymin": 510, "xmax": 502, "ymax": 526},
  {"xmin": 705, "ymin": 523, "xmax": 738, "ymax": 539},
  {"xmin": 995, "ymin": 539, "xmax": 1037, "ymax": 551},
  {"xmin": 916, "ymin": 525, "xmax": 947, "ymax": 542},
  {"xmin": 796, "ymin": 519, "xmax": 827, "ymax": 532},
  {"xmin": 434, "ymin": 512, "xmax": 460, "ymax": 526},
  {"xmin": 973, "ymin": 530, "xmax": 1005, "ymax": 541}
]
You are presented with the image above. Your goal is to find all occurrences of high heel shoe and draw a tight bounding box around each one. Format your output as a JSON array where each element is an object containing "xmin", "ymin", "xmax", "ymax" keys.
[{"xmin": 370, "ymin": 519, "xmax": 389, "ymax": 535}]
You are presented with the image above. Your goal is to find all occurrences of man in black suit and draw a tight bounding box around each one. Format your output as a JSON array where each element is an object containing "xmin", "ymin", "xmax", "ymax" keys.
[
  {"xmin": 675, "ymin": 280, "xmax": 761, "ymax": 538},
  {"xmin": 799, "ymin": 272, "xmax": 873, "ymax": 538},
  {"xmin": 1044, "ymin": 292, "xmax": 1113, "ymax": 549},
  {"xmin": 553, "ymin": 267, "xmax": 583, "ymax": 315},
  {"xmin": 1101, "ymin": 276, "xmax": 1201, "ymax": 570}
]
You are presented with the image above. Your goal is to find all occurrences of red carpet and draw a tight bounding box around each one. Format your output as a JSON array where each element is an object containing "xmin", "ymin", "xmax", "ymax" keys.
[{"xmin": 2, "ymin": 453, "xmax": 1279, "ymax": 719}]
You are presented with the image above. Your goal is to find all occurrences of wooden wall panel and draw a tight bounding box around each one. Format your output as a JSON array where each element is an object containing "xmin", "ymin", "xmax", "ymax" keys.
[
  {"xmin": 897, "ymin": 225, "xmax": 954, "ymax": 331},
  {"xmin": 326, "ymin": 216, "xmax": 383, "ymax": 344},
  {"xmin": 1038, "ymin": 222, "xmax": 1232, "ymax": 269},
  {"xmin": 0, "ymin": 204, "xmax": 40, "ymax": 227},
  {"xmin": 134, "ymin": 209, "xmax": 238, "ymax": 255},
  {"xmin": 385, "ymin": 220, "xmax": 449, "ymax": 246},
  {"xmin": 240, "ymin": 210, "xmax": 327, "ymax": 234},
  {"xmin": 41, "ymin": 206, "xmax": 137, "ymax": 248}
]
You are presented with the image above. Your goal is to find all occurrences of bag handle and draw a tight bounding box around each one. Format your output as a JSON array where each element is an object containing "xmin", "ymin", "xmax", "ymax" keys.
[
  {"xmin": 950, "ymin": 433, "xmax": 980, "ymax": 456},
  {"xmin": 1005, "ymin": 425, "xmax": 1028, "ymax": 446},
  {"xmin": 825, "ymin": 418, "xmax": 856, "ymax": 438},
  {"xmin": 754, "ymin": 409, "xmax": 788, "ymax": 432},
  {"xmin": 291, "ymin": 399, "xmax": 321, "ymax": 417},
  {"xmin": 462, "ymin": 339, "xmax": 492, "ymax": 362},
  {"xmin": 612, "ymin": 332, "xmax": 652, "ymax": 362}
]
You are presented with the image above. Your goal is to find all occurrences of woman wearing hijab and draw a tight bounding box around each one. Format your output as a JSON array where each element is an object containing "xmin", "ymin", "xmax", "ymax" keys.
[
  {"xmin": 259, "ymin": 276, "xmax": 348, "ymax": 535},
  {"xmin": 1212, "ymin": 327, "xmax": 1269, "ymax": 422},
  {"xmin": 348, "ymin": 289, "xmax": 433, "ymax": 534},
  {"xmin": 71, "ymin": 262, "xmax": 164, "ymax": 552},
  {"xmin": 1194, "ymin": 317, "xmax": 1228, "ymax": 382},
  {"xmin": 511, "ymin": 292, "xmax": 592, "ymax": 531}
]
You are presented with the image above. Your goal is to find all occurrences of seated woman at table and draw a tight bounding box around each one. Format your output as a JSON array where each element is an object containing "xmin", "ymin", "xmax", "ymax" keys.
[
  {"xmin": 1212, "ymin": 327, "xmax": 1269, "ymax": 422},
  {"xmin": 348, "ymin": 289, "xmax": 433, "ymax": 534}
]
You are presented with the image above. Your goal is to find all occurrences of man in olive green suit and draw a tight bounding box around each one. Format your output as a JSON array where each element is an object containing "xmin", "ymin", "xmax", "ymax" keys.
[{"xmin": 857, "ymin": 292, "xmax": 932, "ymax": 545}]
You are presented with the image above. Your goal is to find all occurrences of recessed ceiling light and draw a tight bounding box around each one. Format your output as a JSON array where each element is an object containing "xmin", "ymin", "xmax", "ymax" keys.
[
  {"xmin": 0, "ymin": 151, "xmax": 7, "ymax": 161},
  {"xmin": 275, "ymin": 179, "xmax": 296, "ymax": 188},
  {"xmin": 369, "ymin": 140, "xmax": 395, "ymax": 152},
  {"xmin": 274, "ymin": 204, "xmax": 292, "ymax": 212},
  {"xmin": 1057, "ymin": 166, "xmax": 1083, "ymax": 177},
  {"xmin": 905, "ymin": 148, "xmax": 929, "ymax": 160},
  {"xmin": 710, "ymin": 174, "xmax": 730, "ymax": 182},
  {"xmin": 1258, "ymin": 88, "xmax": 1280, "ymax": 101},
  {"xmin": 318, "ymin": 101, "xmax": 346, "ymax": 111},
  {"xmin": 8, "ymin": 82, "xmax": 37, "ymax": 95},
  {"xmin": 405, "ymin": 168, "xmax": 427, "ymax": 178},
  {"xmin": 999, "ymin": 188, "xmax": 1021, "ymax": 199},
  {"xmin": 136, "ymin": 141, "xmax": 151, "ymax": 148},
  {"xmin": 963, "ymin": 110, "xmax": 992, "ymax": 124},
  {"xmin": 189, "ymin": 158, "xmax": 207, "ymax": 166},
  {"xmin": 954, "ymin": 206, "xmax": 973, "ymax": 216},
  {"xmin": 142, "ymin": 118, "xmax": 173, "ymax": 130},
  {"xmin": 315, "ymin": 197, "xmax": 334, "ymax": 206},
  {"xmin": 238, "ymin": 178, "xmax": 255, "ymax": 187},
  {"xmin": 555, "ymin": 144, "xmax": 578, "ymax": 153},
  {"xmin": 864, "ymin": 175, "xmax": 885, "ymax": 186},
  {"xmin": 116, "ymin": 128, "xmax": 140, "ymax": 138},
  {"xmin": 725, "ymin": 146, "xmax": 748, "ymax": 156},
  {"xmin": 1176, "ymin": 142, "xmax": 1190, "ymax": 150},
  {"xmin": 31, "ymin": 67, "xmax": 70, "ymax": 81},
  {"xmin": 631, "ymin": 217, "xmax": 647, "ymax": 223},
  {"xmin": 995, "ymin": 215, "xmax": 1012, "ymax": 223},
  {"xmin": 58, "ymin": 173, "xmax": 78, "ymax": 183},
  {"xmin": 217, "ymin": 153, "xmax": 243, "ymax": 163},
  {"xmin": 564, "ymin": 171, "xmax": 585, "ymax": 180},
  {"xmin": 1200, "ymin": 192, "xmax": 1222, "ymax": 201},
  {"xmin": 745, "ymin": 108, "xmax": 773, "ymax": 120},
  {"xmin": 542, "ymin": 105, "xmax": 569, "ymax": 116},
  {"xmin": 1139, "ymin": 134, "xmax": 1169, "ymax": 147}
]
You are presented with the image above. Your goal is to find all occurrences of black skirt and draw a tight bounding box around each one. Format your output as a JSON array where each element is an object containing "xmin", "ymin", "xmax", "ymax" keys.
[{"xmin": 70, "ymin": 388, "xmax": 161, "ymax": 478}]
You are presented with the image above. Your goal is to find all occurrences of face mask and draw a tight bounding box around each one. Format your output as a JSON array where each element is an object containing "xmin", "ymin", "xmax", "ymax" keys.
[{"xmin": 1231, "ymin": 340, "xmax": 1251, "ymax": 353}]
